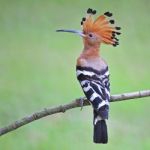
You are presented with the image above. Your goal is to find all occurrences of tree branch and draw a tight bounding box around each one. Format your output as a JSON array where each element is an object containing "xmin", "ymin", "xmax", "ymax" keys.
[{"xmin": 0, "ymin": 90, "xmax": 150, "ymax": 137}]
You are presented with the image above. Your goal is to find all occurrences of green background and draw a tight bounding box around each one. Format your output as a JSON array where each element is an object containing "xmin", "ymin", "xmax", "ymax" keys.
[{"xmin": 0, "ymin": 0, "xmax": 150, "ymax": 149}]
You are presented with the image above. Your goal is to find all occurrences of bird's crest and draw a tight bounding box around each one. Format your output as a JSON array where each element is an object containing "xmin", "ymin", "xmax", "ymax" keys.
[{"xmin": 81, "ymin": 8, "xmax": 121, "ymax": 47}]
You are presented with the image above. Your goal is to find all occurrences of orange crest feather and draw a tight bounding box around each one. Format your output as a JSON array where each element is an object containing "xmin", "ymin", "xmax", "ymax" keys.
[{"xmin": 81, "ymin": 8, "xmax": 121, "ymax": 47}]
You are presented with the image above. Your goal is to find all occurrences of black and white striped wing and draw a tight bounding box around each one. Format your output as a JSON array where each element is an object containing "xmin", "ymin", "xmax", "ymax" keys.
[{"xmin": 76, "ymin": 66, "xmax": 110, "ymax": 119}]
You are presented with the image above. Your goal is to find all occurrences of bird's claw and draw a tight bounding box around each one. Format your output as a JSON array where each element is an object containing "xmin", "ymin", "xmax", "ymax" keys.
[{"xmin": 79, "ymin": 98, "xmax": 84, "ymax": 111}]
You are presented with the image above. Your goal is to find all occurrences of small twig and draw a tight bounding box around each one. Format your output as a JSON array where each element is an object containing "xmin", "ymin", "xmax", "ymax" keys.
[{"xmin": 0, "ymin": 90, "xmax": 150, "ymax": 137}]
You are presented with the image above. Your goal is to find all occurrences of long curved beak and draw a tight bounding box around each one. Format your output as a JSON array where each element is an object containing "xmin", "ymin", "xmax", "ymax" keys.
[{"xmin": 56, "ymin": 29, "xmax": 85, "ymax": 37}]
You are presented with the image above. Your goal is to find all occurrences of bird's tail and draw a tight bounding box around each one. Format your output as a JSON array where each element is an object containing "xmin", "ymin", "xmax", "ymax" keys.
[{"xmin": 93, "ymin": 110, "xmax": 108, "ymax": 144}]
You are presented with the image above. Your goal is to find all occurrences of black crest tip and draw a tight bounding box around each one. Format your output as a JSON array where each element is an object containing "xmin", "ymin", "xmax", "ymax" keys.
[
  {"xmin": 112, "ymin": 31, "xmax": 116, "ymax": 37},
  {"xmin": 104, "ymin": 11, "xmax": 113, "ymax": 17},
  {"xmin": 82, "ymin": 17, "xmax": 86, "ymax": 21},
  {"xmin": 87, "ymin": 8, "xmax": 93, "ymax": 14},
  {"xmin": 114, "ymin": 37, "xmax": 119, "ymax": 41},
  {"xmin": 109, "ymin": 20, "xmax": 115, "ymax": 24},
  {"xmin": 113, "ymin": 41, "xmax": 119, "ymax": 47},
  {"xmin": 116, "ymin": 32, "xmax": 121, "ymax": 35},
  {"xmin": 115, "ymin": 41, "xmax": 119, "ymax": 45},
  {"xmin": 113, "ymin": 44, "xmax": 117, "ymax": 47},
  {"xmin": 115, "ymin": 27, "xmax": 121, "ymax": 30},
  {"xmin": 92, "ymin": 10, "xmax": 97, "ymax": 15}
]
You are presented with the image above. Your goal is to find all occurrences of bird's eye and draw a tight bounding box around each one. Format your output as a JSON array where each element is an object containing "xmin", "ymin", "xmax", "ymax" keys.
[{"xmin": 89, "ymin": 34, "xmax": 93, "ymax": 37}]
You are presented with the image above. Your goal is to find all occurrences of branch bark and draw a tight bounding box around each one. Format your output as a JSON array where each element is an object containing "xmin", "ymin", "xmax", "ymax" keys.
[{"xmin": 0, "ymin": 90, "xmax": 150, "ymax": 137}]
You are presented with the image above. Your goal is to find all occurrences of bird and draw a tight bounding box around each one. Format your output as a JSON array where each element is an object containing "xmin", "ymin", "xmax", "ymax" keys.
[{"xmin": 56, "ymin": 8, "xmax": 121, "ymax": 144}]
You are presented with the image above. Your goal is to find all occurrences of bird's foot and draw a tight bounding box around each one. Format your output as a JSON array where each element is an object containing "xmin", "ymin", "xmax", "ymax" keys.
[{"xmin": 79, "ymin": 98, "xmax": 85, "ymax": 111}]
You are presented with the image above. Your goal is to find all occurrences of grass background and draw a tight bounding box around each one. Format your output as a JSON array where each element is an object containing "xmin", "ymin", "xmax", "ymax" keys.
[{"xmin": 0, "ymin": 0, "xmax": 150, "ymax": 149}]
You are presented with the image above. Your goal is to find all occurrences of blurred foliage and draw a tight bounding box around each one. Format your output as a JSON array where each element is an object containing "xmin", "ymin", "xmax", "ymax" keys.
[{"xmin": 0, "ymin": 0, "xmax": 150, "ymax": 149}]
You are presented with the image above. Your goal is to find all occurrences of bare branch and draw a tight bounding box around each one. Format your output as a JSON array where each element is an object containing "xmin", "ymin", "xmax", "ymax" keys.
[{"xmin": 0, "ymin": 90, "xmax": 150, "ymax": 137}]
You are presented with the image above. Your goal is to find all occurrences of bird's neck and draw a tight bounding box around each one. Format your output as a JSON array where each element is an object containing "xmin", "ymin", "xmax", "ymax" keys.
[
  {"xmin": 82, "ymin": 43, "xmax": 101, "ymax": 58},
  {"xmin": 76, "ymin": 43, "xmax": 102, "ymax": 67}
]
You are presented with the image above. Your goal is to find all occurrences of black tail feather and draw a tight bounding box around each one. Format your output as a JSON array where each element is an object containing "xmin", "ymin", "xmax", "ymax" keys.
[{"xmin": 93, "ymin": 119, "xmax": 108, "ymax": 144}]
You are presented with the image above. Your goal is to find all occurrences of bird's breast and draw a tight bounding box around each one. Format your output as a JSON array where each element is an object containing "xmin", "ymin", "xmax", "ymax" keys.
[{"xmin": 77, "ymin": 56, "xmax": 107, "ymax": 72}]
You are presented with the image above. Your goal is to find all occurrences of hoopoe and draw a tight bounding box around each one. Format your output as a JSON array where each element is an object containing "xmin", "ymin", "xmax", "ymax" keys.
[{"xmin": 56, "ymin": 8, "xmax": 121, "ymax": 144}]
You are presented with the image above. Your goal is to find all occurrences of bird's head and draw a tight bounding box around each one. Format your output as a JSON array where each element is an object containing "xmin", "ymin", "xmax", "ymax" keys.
[{"xmin": 57, "ymin": 8, "xmax": 121, "ymax": 48}]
